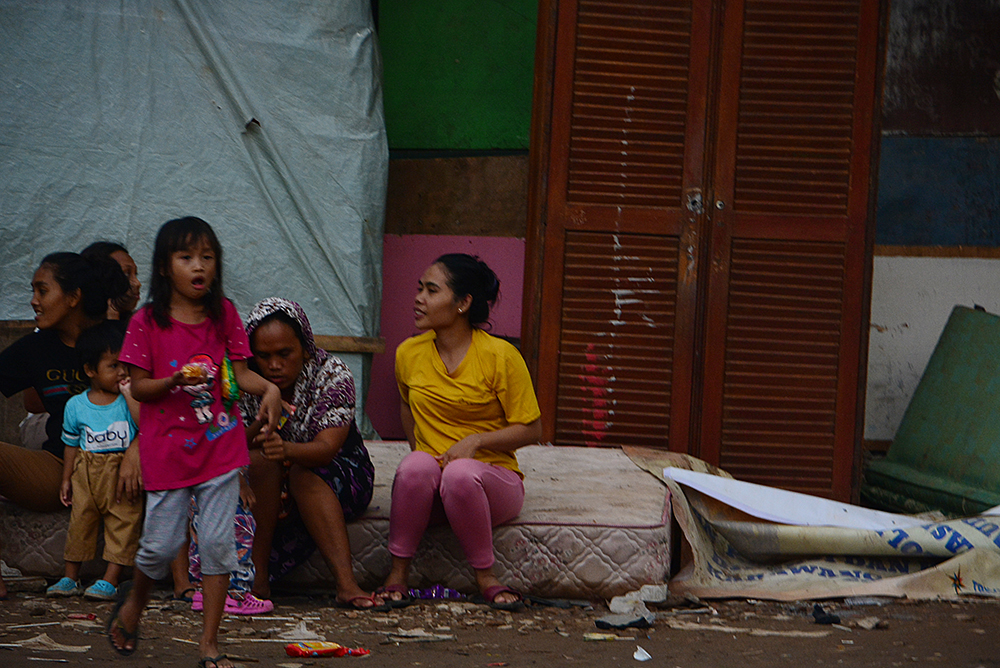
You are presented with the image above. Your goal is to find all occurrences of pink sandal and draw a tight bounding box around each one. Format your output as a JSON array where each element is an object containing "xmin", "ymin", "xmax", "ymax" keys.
[
  {"xmin": 191, "ymin": 591, "xmax": 274, "ymax": 615},
  {"xmin": 226, "ymin": 593, "xmax": 274, "ymax": 615}
]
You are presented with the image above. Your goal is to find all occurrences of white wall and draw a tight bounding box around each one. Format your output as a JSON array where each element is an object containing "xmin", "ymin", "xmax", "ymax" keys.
[{"xmin": 865, "ymin": 255, "xmax": 1000, "ymax": 441}]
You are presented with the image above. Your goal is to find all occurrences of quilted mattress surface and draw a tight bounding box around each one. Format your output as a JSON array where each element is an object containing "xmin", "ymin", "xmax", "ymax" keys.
[{"xmin": 1, "ymin": 442, "xmax": 671, "ymax": 600}]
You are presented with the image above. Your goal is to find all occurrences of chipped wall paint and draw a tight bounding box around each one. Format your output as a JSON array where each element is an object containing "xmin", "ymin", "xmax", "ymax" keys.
[{"xmin": 865, "ymin": 256, "xmax": 1000, "ymax": 440}]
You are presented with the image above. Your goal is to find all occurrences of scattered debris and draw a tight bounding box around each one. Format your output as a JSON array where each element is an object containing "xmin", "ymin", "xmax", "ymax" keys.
[
  {"xmin": 594, "ymin": 612, "xmax": 654, "ymax": 630},
  {"xmin": 812, "ymin": 604, "xmax": 840, "ymax": 625},
  {"xmin": 662, "ymin": 620, "xmax": 830, "ymax": 638},
  {"xmin": 0, "ymin": 633, "xmax": 91, "ymax": 652},
  {"xmin": 285, "ymin": 641, "xmax": 370, "ymax": 657},
  {"xmin": 633, "ymin": 645, "xmax": 652, "ymax": 661},
  {"xmin": 26, "ymin": 658, "xmax": 69, "ymax": 663},
  {"xmin": 383, "ymin": 628, "xmax": 455, "ymax": 643},
  {"xmin": 6, "ymin": 621, "xmax": 60, "ymax": 630},
  {"xmin": 275, "ymin": 620, "xmax": 324, "ymax": 641},
  {"xmin": 843, "ymin": 596, "xmax": 893, "ymax": 606},
  {"xmin": 854, "ymin": 616, "xmax": 887, "ymax": 630}
]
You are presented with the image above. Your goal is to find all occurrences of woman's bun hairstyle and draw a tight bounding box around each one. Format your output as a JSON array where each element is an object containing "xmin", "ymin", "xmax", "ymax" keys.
[
  {"xmin": 81, "ymin": 241, "xmax": 133, "ymax": 316},
  {"xmin": 434, "ymin": 253, "xmax": 500, "ymax": 328},
  {"xmin": 40, "ymin": 252, "xmax": 130, "ymax": 321}
]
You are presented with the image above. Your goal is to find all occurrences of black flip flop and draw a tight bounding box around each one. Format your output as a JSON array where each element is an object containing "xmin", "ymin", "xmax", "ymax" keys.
[
  {"xmin": 375, "ymin": 584, "xmax": 414, "ymax": 609},
  {"xmin": 171, "ymin": 587, "xmax": 196, "ymax": 603},
  {"xmin": 476, "ymin": 585, "xmax": 525, "ymax": 612},
  {"xmin": 105, "ymin": 580, "xmax": 138, "ymax": 656}
]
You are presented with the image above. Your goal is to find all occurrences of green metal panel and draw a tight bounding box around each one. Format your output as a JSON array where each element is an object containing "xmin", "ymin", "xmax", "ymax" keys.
[
  {"xmin": 863, "ymin": 306, "xmax": 1000, "ymax": 515},
  {"xmin": 379, "ymin": 0, "xmax": 537, "ymax": 150}
]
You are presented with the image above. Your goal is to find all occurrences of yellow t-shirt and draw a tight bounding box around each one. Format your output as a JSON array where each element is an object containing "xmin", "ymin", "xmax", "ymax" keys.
[{"xmin": 395, "ymin": 329, "xmax": 541, "ymax": 476}]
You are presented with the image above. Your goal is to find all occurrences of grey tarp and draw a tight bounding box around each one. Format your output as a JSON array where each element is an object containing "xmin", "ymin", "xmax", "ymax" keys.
[{"xmin": 0, "ymin": 0, "xmax": 387, "ymax": 420}]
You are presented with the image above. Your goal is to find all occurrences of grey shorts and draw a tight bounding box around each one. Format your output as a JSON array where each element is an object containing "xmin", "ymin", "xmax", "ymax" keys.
[{"xmin": 135, "ymin": 470, "xmax": 239, "ymax": 579}]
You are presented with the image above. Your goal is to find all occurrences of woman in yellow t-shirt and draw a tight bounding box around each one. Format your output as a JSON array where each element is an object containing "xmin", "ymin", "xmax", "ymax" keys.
[{"xmin": 377, "ymin": 254, "xmax": 541, "ymax": 611}]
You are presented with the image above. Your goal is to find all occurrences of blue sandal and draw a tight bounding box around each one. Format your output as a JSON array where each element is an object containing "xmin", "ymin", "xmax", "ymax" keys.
[
  {"xmin": 46, "ymin": 577, "xmax": 83, "ymax": 597},
  {"xmin": 84, "ymin": 579, "xmax": 118, "ymax": 601}
]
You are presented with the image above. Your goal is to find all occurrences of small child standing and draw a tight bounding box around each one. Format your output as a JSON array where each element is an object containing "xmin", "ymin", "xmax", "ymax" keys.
[
  {"xmin": 107, "ymin": 217, "xmax": 281, "ymax": 668},
  {"xmin": 47, "ymin": 321, "xmax": 141, "ymax": 601}
]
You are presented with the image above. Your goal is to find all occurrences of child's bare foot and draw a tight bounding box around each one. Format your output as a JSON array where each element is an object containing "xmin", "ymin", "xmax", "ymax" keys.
[{"xmin": 107, "ymin": 596, "xmax": 140, "ymax": 655}]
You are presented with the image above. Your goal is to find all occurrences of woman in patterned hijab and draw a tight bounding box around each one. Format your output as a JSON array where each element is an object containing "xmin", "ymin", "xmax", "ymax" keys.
[{"xmin": 240, "ymin": 298, "xmax": 380, "ymax": 609}]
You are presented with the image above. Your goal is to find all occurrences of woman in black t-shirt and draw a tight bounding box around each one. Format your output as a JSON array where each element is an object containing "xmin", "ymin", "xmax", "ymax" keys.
[{"xmin": 0, "ymin": 252, "xmax": 131, "ymax": 600}]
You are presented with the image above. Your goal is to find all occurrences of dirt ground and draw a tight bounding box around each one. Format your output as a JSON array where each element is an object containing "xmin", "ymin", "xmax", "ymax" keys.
[{"xmin": 1, "ymin": 584, "xmax": 998, "ymax": 668}]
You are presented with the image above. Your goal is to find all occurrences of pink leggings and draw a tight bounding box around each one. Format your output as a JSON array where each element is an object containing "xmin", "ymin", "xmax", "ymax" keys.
[{"xmin": 388, "ymin": 450, "xmax": 524, "ymax": 570}]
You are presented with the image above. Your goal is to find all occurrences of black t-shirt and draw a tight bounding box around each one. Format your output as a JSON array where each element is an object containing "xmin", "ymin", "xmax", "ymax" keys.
[{"xmin": 0, "ymin": 329, "xmax": 88, "ymax": 457}]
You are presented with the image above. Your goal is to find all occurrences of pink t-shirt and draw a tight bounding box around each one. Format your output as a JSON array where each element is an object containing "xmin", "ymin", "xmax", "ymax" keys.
[{"xmin": 121, "ymin": 300, "xmax": 252, "ymax": 490}]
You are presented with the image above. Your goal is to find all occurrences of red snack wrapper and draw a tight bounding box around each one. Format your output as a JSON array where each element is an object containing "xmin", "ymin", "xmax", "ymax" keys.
[{"xmin": 284, "ymin": 642, "xmax": 370, "ymax": 658}]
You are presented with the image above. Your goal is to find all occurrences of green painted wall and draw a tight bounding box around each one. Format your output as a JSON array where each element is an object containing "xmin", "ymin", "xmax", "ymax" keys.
[{"xmin": 379, "ymin": 0, "xmax": 537, "ymax": 150}]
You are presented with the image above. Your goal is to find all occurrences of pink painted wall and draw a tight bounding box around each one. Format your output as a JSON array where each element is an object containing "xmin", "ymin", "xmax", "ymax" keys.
[{"xmin": 369, "ymin": 235, "xmax": 526, "ymax": 439}]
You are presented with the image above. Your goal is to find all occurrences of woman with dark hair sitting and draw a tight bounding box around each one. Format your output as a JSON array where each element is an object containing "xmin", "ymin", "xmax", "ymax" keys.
[
  {"xmin": 377, "ymin": 254, "xmax": 542, "ymax": 611},
  {"xmin": 0, "ymin": 252, "xmax": 133, "ymax": 600}
]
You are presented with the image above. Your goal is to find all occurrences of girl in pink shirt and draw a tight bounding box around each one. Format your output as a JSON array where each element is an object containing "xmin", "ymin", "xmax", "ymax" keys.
[{"xmin": 108, "ymin": 217, "xmax": 281, "ymax": 668}]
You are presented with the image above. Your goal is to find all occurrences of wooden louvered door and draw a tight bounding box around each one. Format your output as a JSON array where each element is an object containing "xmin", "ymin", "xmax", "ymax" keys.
[
  {"xmin": 697, "ymin": 0, "xmax": 880, "ymax": 499},
  {"xmin": 530, "ymin": 0, "xmax": 880, "ymax": 500},
  {"xmin": 534, "ymin": 0, "xmax": 713, "ymax": 450}
]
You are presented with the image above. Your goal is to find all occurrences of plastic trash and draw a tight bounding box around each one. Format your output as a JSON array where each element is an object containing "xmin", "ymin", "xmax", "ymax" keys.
[
  {"xmin": 409, "ymin": 584, "xmax": 464, "ymax": 600},
  {"xmin": 595, "ymin": 612, "xmax": 654, "ymax": 630},
  {"xmin": 634, "ymin": 646, "xmax": 652, "ymax": 661},
  {"xmin": 284, "ymin": 642, "xmax": 370, "ymax": 657},
  {"xmin": 812, "ymin": 604, "xmax": 840, "ymax": 625}
]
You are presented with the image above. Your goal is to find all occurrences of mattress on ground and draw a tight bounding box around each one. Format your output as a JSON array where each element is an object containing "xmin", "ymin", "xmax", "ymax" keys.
[
  {"xmin": 0, "ymin": 504, "xmax": 107, "ymax": 580},
  {"xmin": 286, "ymin": 442, "xmax": 671, "ymax": 599},
  {"xmin": 0, "ymin": 442, "xmax": 671, "ymax": 600}
]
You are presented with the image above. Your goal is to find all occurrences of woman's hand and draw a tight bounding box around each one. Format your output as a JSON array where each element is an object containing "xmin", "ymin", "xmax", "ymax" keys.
[
  {"xmin": 117, "ymin": 441, "xmax": 144, "ymax": 503},
  {"xmin": 257, "ymin": 431, "xmax": 289, "ymax": 462},
  {"xmin": 434, "ymin": 421, "xmax": 542, "ymax": 467},
  {"xmin": 436, "ymin": 434, "xmax": 481, "ymax": 467},
  {"xmin": 238, "ymin": 470, "xmax": 256, "ymax": 509}
]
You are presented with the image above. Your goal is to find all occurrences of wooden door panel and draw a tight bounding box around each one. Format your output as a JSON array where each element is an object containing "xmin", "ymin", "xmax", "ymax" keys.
[
  {"xmin": 701, "ymin": 0, "xmax": 879, "ymax": 499},
  {"xmin": 554, "ymin": 230, "xmax": 678, "ymax": 448},
  {"xmin": 537, "ymin": 0, "xmax": 711, "ymax": 450},
  {"xmin": 716, "ymin": 238, "xmax": 846, "ymax": 494}
]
